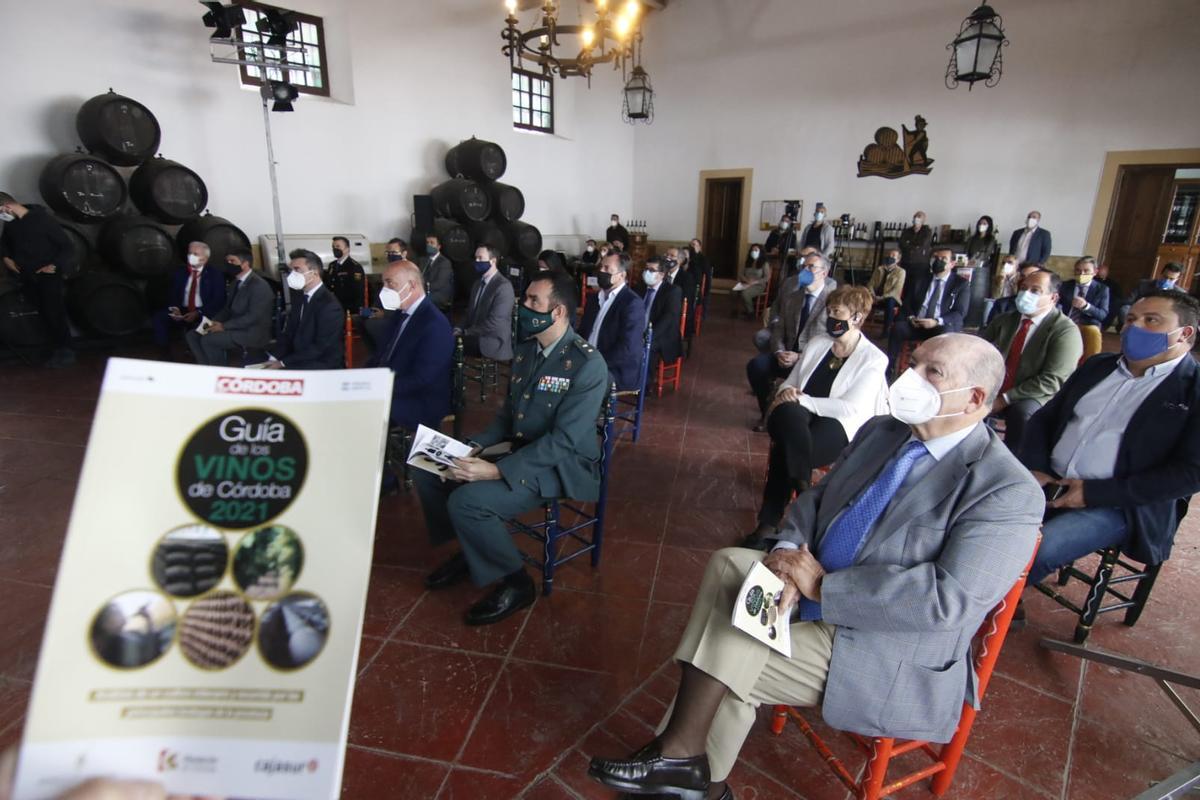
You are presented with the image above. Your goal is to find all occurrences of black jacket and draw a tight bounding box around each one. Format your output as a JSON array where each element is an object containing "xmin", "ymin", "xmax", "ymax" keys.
[
  {"xmin": 638, "ymin": 282, "xmax": 682, "ymax": 363},
  {"xmin": 577, "ymin": 285, "xmax": 647, "ymax": 390},
  {"xmin": 325, "ymin": 256, "xmax": 366, "ymax": 312},
  {"xmin": 270, "ymin": 285, "xmax": 345, "ymax": 369},
  {"xmin": 0, "ymin": 205, "xmax": 74, "ymax": 276},
  {"xmin": 1020, "ymin": 353, "xmax": 1200, "ymax": 565}
]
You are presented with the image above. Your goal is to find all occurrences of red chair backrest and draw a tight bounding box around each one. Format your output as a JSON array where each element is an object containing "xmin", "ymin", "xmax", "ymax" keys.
[{"xmin": 679, "ymin": 298, "xmax": 688, "ymax": 337}]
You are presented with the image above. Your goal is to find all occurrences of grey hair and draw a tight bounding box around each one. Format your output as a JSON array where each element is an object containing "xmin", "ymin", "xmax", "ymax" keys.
[
  {"xmin": 935, "ymin": 333, "xmax": 1006, "ymax": 405},
  {"xmin": 188, "ymin": 241, "xmax": 211, "ymax": 256},
  {"xmin": 805, "ymin": 253, "xmax": 831, "ymax": 272}
]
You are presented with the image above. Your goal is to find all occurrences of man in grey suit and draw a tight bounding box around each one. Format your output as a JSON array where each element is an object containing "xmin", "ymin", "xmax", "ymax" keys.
[
  {"xmin": 187, "ymin": 247, "xmax": 276, "ymax": 366},
  {"xmin": 457, "ymin": 245, "xmax": 514, "ymax": 362},
  {"xmin": 419, "ymin": 233, "xmax": 455, "ymax": 313},
  {"xmin": 589, "ymin": 334, "xmax": 1042, "ymax": 800},
  {"xmin": 747, "ymin": 251, "xmax": 836, "ymax": 430}
]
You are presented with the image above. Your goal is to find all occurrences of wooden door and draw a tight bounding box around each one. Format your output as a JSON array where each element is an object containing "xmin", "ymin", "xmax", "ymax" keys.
[
  {"xmin": 1100, "ymin": 166, "xmax": 1175, "ymax": 292},
  {"xmin": 1155, "ymin": 181, "xmax": 1200, "ymax": 291},
  {"xmin": 702, "ymin": 178, "xmax": 743, "ymax": 280}
]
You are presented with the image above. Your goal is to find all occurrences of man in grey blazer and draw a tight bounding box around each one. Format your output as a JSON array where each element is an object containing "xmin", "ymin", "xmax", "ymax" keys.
[
  {"xmin": 457, "ymin": 245, "xmax": 515, "ymax": 362},
  {"xmin": 747, "ymin": 252, "xmax": 836, "ymax": 429},
  {"xmin": 589, "ymin": 333, "xmax": 1042, "ymax": 800},
  {"xmin": 187, "ymin": 247, "xmax": 276, "ymax": 366},
  {"xmin": 419, "ymin": 233, "xmax": 455, "ymax": 313}
]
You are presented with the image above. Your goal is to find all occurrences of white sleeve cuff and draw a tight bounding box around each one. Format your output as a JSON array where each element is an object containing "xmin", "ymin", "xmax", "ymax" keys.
[{"xmin": 771, "ymin": 541, "xmax": 800, "ymax": 552}]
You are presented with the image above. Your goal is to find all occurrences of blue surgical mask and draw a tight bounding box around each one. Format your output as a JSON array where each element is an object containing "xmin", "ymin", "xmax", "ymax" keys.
[
  {"xmin": 796, "ymin": 269, "xmax": 815, "ymax": 287},
  {"xmin": 1121, "ymin": 324, "xmax": 1184, "ymax": 362},
  {"xmin": 1014, "ymin": 290, "xmax": 1041, "ymax": 316},
  {"xmin": 386, "ymin": 252, "xmax": 403, "ymax": 263},
  {"xmin": 426, "ymin": 244, "xmax": 438, "ymax": 256},
  {"xmin": 474, "ymin": 260, "xmax": 491, "ymax": 274}
]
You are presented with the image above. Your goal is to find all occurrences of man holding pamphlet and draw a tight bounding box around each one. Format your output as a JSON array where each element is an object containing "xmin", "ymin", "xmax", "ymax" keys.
[
  {"xmin": 586, "ymin": 334, "xmax": 1042, "ymax": 800},
  {"xmin": 411, "ymin": 269, "xmax": 609, "ymax": 626}
]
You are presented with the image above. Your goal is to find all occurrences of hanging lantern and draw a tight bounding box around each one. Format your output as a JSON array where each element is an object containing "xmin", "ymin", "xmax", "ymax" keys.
[
  {"xmin": 945, "ymin": 3, "xmax": 1009, "ymax": 90},
  {"xmin": 622, "ymin": 66, "xmax": 654, "ymax": 124}
]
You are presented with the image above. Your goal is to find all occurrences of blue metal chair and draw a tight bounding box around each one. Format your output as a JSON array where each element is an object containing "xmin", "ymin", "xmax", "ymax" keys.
[
  {"xmin": 507, "ymin": 383, "xmax": 617, "ymax": 595},
  {"xmin": 614, "ymin": 324, "xmax": 652, "ymax": 443}
]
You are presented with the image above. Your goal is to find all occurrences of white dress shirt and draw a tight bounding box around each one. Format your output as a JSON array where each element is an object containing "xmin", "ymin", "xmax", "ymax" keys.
[
  {"xmin": 1050, "ymin": 353, "xmax": 1189, "ymax": 480},
  {"xmin": 181, "ymin": 267, "xmax": 204, "ymax": 309},
  {"xmin": 588, "ymin": 283, "xmax": 625, "ymax": 347}
]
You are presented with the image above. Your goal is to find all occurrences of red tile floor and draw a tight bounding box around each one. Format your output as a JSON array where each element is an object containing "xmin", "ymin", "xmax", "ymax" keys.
[{"xmin": 1, "ymin": 299, "xmax": 1198, "ymax": 799}]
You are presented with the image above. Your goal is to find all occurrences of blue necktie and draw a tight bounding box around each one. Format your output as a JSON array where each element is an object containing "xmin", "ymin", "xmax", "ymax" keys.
[{"xmin": 798, "ymin": 440, "xmax": 930, "ymax": 621}]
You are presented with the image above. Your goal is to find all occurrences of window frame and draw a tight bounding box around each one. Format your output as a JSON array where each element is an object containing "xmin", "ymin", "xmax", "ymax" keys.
[
  {"xmin": 234, "ymin": 0, "xmax": 331, "ymax": 98},
  {"xmin": 511, "ymin": 67, "xmax": 555, "ymax": 135}
]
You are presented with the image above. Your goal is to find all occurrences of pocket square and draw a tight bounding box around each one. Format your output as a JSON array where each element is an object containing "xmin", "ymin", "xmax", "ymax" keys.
[{"xmin": 1163, "ymin": 402, "xmax": 1189, "ymax": 413}]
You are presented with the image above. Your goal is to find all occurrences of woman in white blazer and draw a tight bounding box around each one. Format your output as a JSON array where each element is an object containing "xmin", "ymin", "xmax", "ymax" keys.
[{"xmin": 744, "ymin": 285, "xmax": 890, "ymax": 546}]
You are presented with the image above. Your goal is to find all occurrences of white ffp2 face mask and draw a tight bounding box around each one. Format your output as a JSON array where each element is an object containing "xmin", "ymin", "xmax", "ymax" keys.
[
  {"xmin": 0, "ymin": 211, "xmax": 15, "ymax": 223},
  {"xmin": 379, "ymin": 286, "xmax": 412, "ymax": 311},
  {"xmin": 286, "ymin": 270, "xmax": 307, "ymax": 291},
  {"xmin": 888, "ymin": 368, "xmax": 973, "ymax": 425},
  {"xmin": 187, "ymin": 254, "xmax": 203, "ymax": 267}
]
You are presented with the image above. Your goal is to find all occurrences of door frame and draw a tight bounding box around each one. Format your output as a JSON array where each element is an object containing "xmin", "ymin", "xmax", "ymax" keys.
[
  {"xmin": 696, "ymin": 168, "xmax": 753, "ymax": 282},
  {"xmin": 1088, "ymin": 148, "xmax": 1200, "ymax": 262}
]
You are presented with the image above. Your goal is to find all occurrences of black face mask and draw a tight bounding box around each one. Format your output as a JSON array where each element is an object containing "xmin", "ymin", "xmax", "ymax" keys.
[
  {"xmin": 332, "ymin": 247, "xmax": 345, "ymax": 258},
  {"xmin": 596, "ymin": 272, "xmax": 615, "ymax": 290},
  {"xmin": 931, "ymin": 258, "xmax": 948, "ymax": 274},
  {"xmin": 386, "ymin": 252, "xmax": 403, "ymax": 263},
  {"xmin": 883, "ymin": 256, "xmax": 897, "ymax": 266},
  {"xmin": 826, "ymin": 316, "xmax": 851, "ymax": 338},
  {"xmin": 222, "ymin": 262, "xmax": 242, "ymax": 278}
]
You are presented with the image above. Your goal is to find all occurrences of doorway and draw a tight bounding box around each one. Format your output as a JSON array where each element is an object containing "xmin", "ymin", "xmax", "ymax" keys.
[{"xmin": 696, "ymin": 169, "xmax": 753, "ymax": 284}]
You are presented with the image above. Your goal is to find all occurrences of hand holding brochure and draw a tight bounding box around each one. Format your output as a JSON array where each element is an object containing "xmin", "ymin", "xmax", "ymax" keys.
[
  {"xmin": 406, "ymin": 424, "xmax": 474, "ymax": 476},
  {"xmin": 730, "ymin": 561, "xmax": 792, "ymax": 658}
]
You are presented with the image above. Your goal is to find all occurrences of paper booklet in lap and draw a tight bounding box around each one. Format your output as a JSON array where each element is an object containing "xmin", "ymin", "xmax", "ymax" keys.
[
  {"xmin": 13, "ymin": 359, "xmax": 394, "ymax": 800},
  {"xmin": 405, "ymin": 424, "xmax": 473, "ymax": 478},
  {"xmin": 731, "ymin": 561, "xmax": 792, "ymax": 658}
]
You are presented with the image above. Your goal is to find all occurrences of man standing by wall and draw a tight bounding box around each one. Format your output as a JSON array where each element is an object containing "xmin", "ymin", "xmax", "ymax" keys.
[{"xmin": 0, "ymin": 191, "xmax": 75, "ymax": 367}]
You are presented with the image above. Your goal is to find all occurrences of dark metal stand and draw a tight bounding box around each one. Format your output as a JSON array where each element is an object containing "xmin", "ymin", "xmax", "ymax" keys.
[{"xmin": 1040, "ymin": 638, "xmax": 1200, "ymax": 799}]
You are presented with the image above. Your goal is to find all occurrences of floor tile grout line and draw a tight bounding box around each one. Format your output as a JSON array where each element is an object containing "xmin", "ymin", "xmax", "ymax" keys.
[
  {"xmin": 958, "ymin": 750, "xmax": 1058, "ymax": 800},
  {"xmin": 738, "ymin": 756, "xmax": 809, "ymax": 799},
  {"xmin": 985, "ymin": 669, "xmax": 1079, "ymax": 706},
  {"xmin": 1059, "ymin": 658, "xmax": 1089, "ymax": 800},
  {"xmin": 345, "ymin": 743, "xmax": 515, "ymax": 778}
]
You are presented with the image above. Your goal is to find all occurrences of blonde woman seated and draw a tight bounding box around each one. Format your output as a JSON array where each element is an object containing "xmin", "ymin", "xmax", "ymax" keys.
[{"xmin": 742, "ymin": 285, "xmax": 890, "ymax": 548}]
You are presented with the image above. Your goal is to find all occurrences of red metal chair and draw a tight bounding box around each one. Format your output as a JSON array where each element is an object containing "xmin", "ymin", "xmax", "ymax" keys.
[
  {"xmin": 694, "ymin": 273, "xmax": 708, "ymax": 336},
  {"xmin": 656, "ymin": 299, "xmax": 687, "ymax": 397},
  {"xmin": 343, "ymin": 311, "xmax": 354, "ymax": 368},
  {"xmin": 754, "ymin": 266, "xmax": 776, "ymax": 324},
  {"xmin": 769, "ymin": 537, "xmax": 1041, "ymax": 800}
]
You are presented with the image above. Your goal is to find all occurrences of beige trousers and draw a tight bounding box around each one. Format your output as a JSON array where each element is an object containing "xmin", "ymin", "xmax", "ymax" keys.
[{"xmin": 659, "ymin": 547, "xmax": 835, "ymax": 782}]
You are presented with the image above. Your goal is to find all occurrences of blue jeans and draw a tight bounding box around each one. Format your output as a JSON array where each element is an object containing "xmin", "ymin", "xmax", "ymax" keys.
[{"xmin": 1030, "ymin": 507, "xmax": 1129, "ymax": 585}]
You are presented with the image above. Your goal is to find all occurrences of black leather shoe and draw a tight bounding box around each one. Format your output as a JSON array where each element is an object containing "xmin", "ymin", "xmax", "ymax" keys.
[
  {"xmin": 464, "ymin": 575, "xmax": 535, "ymax": 625},
  {"xmin": 588, "ymin": 739, "xmax": 710, "ymax": 800},
  {"xmin": 425, "ymin": 552, "xmax": 470, "ymax": 590}
]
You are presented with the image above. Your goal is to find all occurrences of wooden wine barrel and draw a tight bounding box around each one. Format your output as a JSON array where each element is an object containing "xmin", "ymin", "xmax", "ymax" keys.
[
  {"xmin": 444, "ymin": 137, "xmax": 507, "ymax": 182},
  {"xmin": 176, "ymin": 213, "xmax": 251, "ymax": 266},
  {"xmin": 67, "ymin": 271, "xmax": 148, "ymax": 337},
  {"xmin": 430, "ymin": 179, "xmax": 490, "ymax": 224},
  {"xmin": 467, "ymin": 221, "xmax": 509, "ymax": 256},
  {"xmin": 431, "ymin": 218, "xmax": 473, "ymax": 263},
  {"xmin": 505, "ymin": 220, "xmax": 543, "ymax": 261},
  {"xmin": 485, "ymin": 182, "xmax": 525, "ymax": 223},
  {"xmin": 98, "ymin": 216, "xmax": 176, "ymax": 279},
  {"xmin": 0, "ymin": 282, "xmax": 50, "ymax": 348},
  {"xmin": 39, "ymin": 152, "xmax": 127, "ymax": 223},
  {"xmin": 129, "ymin": 156, "xmax": 208, "ymax": 224},
  {"xmin": 55, "ymin": 218, "xmax": 97, "ymax": 279},
  {"xmin": 76, "ymin": 90, "xmax": 162, "ymax": 167}
]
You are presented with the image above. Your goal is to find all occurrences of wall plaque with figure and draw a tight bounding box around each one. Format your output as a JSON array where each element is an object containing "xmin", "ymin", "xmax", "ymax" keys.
[{"xmin": 857, "ymin": 115, "xmax": 935, "ymax": 179}]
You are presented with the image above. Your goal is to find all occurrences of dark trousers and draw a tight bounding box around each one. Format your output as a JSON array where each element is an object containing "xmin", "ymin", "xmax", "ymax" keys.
[
  {"xmin": 759, "ymin": 404, "xmax": 848, "ymax": 527},
  {"xmin": 746, "ymin": 353, "xmax": 794, "ymax": 416},
  {"xmin": 880, "ymin": 298, "xmax": 901, "ymax": 338},
  {"xmin": 463, "ymin": 335, "xmax": 483, "ymax": 358},
  {"xmin": 151, "ymin": 309, "xmax": 198, "ymax": 348},
  {"xmin": 412, "ymin": 468, "xmax": 542, "ymax": 587},
  {"xmin": 887, "ymin": 319, "xmax": 943, "ymax": 375},
  {"xmin": 997, "ymin": 398, "xmax": 1041, "ymax": 455},
  {"xmin": 362, "ymin": 312, "xmax": 392, "ymax": 356},
  {"xmin": 22, "ymin": 272, "xmax": 71, "ymax": 348}
]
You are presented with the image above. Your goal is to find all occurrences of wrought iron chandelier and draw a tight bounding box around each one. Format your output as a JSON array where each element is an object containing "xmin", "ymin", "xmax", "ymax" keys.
[
  {"xmin": 502, "ymin": 0, "xmax": 648, "ymax": 85},
  {"xmin": 945, "ymin": 3, "xmax": 1009, "ymax": 90}
]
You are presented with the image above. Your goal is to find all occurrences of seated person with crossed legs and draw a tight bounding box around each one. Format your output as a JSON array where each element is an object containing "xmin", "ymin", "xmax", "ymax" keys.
[
  {"xmin": 980, "ymin": 267, "xmax": 1082, "ymax": 455},
  {"xmin": 412, "ymin": 271, "xmax": 608, "ymax": 626},
  {"xmin": 588, "ymin": 334, "xmax": 1041, "ymax": 800},
  {"xmin": 742, "ymin": 286, "xmax": 889, "ymax": 550},
  {"xmin": 1016, "ymin": 290, "xmax": 1200, "ymax": 617}
]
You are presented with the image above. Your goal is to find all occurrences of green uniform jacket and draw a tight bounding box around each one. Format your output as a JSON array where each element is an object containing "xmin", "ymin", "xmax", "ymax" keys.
[
  {"xmin": 981, "ymin": 307, "xmax": 1083, "ymax": 404},
  {"xmin": 474, "ymin": 328, "xmax": 609, "ymax": 501}
]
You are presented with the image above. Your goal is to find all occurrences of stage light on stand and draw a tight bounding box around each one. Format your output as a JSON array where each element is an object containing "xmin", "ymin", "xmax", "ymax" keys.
[
  {"xmin": 200, "ymin": 1, "xmax": 246, "ymax": 40},
  {"xmin": 256, "ymin": 8, "xmax": 298, "ymax": 47},
  {"xmin": 268, "ymin": 81, "xmax": 299, "ymax": 112}
]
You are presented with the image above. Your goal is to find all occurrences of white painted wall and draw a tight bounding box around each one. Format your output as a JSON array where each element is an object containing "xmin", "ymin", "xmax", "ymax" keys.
[
  {"xmin": 631, "ymin": 0, "xmax": 1200, "ymax": 256},
  {"xmin": 0, "ymin": 0, "xmax": 635, "ymax": 249}
]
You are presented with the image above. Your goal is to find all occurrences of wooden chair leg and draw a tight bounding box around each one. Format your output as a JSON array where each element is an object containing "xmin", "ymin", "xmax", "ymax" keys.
[
  {"xmin": 770, "ymin": 705, "xmax": 788, "ymax": 735},
  {"xmin": 1056, "ymin": 562, "xmax": 1074, "ymax": 586},
  {"xmin": 1075, "ymin": 547, "xmax": 1119, "ymax": 643},
  {"xmin": 1124, "ymin": 562, "xmax": 1162, "ymax": 627},
  {"xmin": 861, "ymin": 737, "xmax": 894, "ymax": 800},
  {"xmin": 541, "ymin": 501, "xmax": 559, "ymax": 595},
  {"xmin": 932, "ymin": 705, "xmax": 977, "ymax": 796}
]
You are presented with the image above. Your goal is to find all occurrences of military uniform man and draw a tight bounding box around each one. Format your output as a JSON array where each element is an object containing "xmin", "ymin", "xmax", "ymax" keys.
[
  {"xmin": 325, "ymin": 235, "xmax": 366, "ymax": 312},
  {"xmin": 413, "ymin": 269, "xmax": 609, "ymax": 626}
]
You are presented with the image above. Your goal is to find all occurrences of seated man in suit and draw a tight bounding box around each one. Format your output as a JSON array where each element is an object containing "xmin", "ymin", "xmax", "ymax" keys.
[
  {"xmin": 578, "ymin": 251, "xmax": 647, "ymax": 391},
  {"xmin": 887, "ymin": 248, "xmax": 970, "ymax": 377},
  {"xmin": 746, "ymin": 252, "xmax": 834, "ymax": 431},
  {"xmin": 1057, "ymin": 256, "xmax": 1110, "ymax": 360},
  {"xmin": 1009, "ymin": 210, "xmax": 1052, "ymax": 266},
  {"xmin": 419, "ymin": 233, "xmax": 455, "ymax": 313},
  {"xmin": 457, "ymin": 245, "xmax": 515, "ymax": 362},
  {"xmin": 413, "ymin": 269, "xmax": 608, "ymax": 625},
  {"xmin": 981, "ymin": 268, "xmax": 1083, "ymax": 454},
  {"xmin": 153, "ymin": 242, "xmax": 226, "ymax": 358},
  {"xmin": 367, "ymin": 259, "xmax": 454, "ymax": 430},
  {"xmin": 187, "ymin": 247, "xmax": 275, "ymax": 366},
  {"xmin": 325, "ymin": 235, "xmax": 366, "ymax": 313},
  {"xmin": 637, "ymin": 255, "xmax": 683, "ymax": 369},
  {"xmin": 1018, "ymin": 289, "xmax": 1200, "ymax": 597},
  {"xmin": 1095, "ymin": 262, "xmax": 1124, "ymax": 331},
  {"xmin": 588, "ymin": 333, "xmax": 1042, "ymax": 800},
  {"xmin": 264, "ymin": 249, "xmax": 345, "ymax": 370},
  {"xmin": 1118, "ymin": 261, "xmax": 1185, "ymax": 328},
  {"xmin": 664, "ymin": 247, "xmax": 696, "ymax": 322}
]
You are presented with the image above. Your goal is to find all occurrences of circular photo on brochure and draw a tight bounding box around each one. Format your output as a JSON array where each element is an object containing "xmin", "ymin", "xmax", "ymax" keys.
[
  {"xmin": 175, "ymin": 407, "xmax": 309, "ymax": 529},
  {"xmin": 151, "ymin": 524, "xmax": 229, "ymax": 598},
  {"xmin": 232, "ymin": 525, "xmax": 304, "ymax": 600},
  {"xmin": 179, "ymin": 591, "xmax": 256, "ymax": 670},
  {"xmin": 258, "ymin": 593, "xmax": 330, "ymax": 671},
  {"xmin": 89, "ymin": 590, "xmax": 177, "ymax": 669}
]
